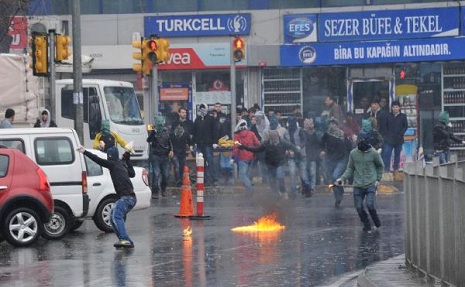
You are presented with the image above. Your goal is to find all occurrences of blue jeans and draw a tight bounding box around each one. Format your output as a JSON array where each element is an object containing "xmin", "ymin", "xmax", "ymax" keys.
[
  {"xmin": 325, "ymin": 157, "xmax": 347, "ymax": 203},
  {"xmin": 150, "ymin": 154, "xmax": 171, "ymax": 194},
  {"xmin": 353, "ymin": 185, "xmax": 380, "ymax": 229},
  {"xmin": 288, "ymin": 157, "xmax": 310, "ymax": 193},
  {"xmin": 172, "ymin": 153, "xmax": 186, "ymax": 185},
  {"xmin": 110, "ymin": 195, "xmax": 137, "ymax": 243},
  {"xmin": 435, "ymin": 150, "xmax": 450, "ymax": 165},
  {"xmin": 196, "ymin": 144, "xmax": 218, "ymax": 184},
  {"xmin": 382, "ymin": 143, "xmax": 403, "ymax": 171},
  {"xmin": 238, "ymin": 160, "xmax": 253, "ymax": 190},
  {"xmin": 267, "ymin": 164, "xmax": 285, "ymax": 194},
  {"xmin": 306, "ymin": 160, "xmax": 317, "ymax": 190}
]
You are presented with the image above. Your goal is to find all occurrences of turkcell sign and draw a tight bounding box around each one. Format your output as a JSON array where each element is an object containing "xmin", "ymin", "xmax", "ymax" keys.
[
  {"xmin": 283, "ymin": 14, "xmax": 317, "ymax": 43},
  {"xmin": 144, "ymin": 14, "xmax": 251, "ymax": 37},
  {"xmin": 281, "ymin": 37, "xmax": 465, "ymax": 66},
  {"xmin": 318, "ymin": 7, "xmax": 459, "ymax": 42}
]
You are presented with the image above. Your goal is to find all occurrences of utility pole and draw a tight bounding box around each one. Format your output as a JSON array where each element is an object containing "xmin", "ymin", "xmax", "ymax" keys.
[
  {"xmin": 48, "ymin": 29, "xmax": 56, "ymax": 122},
  {"xmin": 151, "ymin": 64, "xmax": 159, "ymax": 122},
  {"xmin": 72, "ymin": 0, "xmax": 84, "ymax": 143},
  {"xmin": 230, "ymin": 36, "xmax": 237, "ymax": 136}
]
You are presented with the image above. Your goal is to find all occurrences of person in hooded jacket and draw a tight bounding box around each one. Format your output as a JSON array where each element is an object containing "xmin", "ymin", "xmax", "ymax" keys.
[
  {"xmin": 34, "ymin": 109, "xmax": 58, "ymax": 127},
  {"xmin": 232, "ymin": 119, "xmax": 260, "ymax": 191},
  {"xmin": 77, "ymin": 146, "xmax": 136, "ymax": 248},
  {"xmin": 147, "ymin": 116, "xmax": 173, "ymax": 198},
  {"xmin": 320, "ymin": 119, "xmax": 352, "ymax": 207},
  {"xmin": 284, "ymin": 116, "xmax": 310, "ymax": 198},
  {"xmin": 93, "ymin": 119, "xmax": 132, "ymax": 153},
  {"xmin": 360, "ymin": 118, "xmax": 384, "ymax": 151},
  {"xmin": 433, "ymin": 111, "xmax": 465, "ymax": 164},
  {"xmin": 336, "ymin": 132, "xmax": 384, "ymax": 232},
  {"xmin": 238, "ymin": 130, "xmax": 300, "ymax": 199}
]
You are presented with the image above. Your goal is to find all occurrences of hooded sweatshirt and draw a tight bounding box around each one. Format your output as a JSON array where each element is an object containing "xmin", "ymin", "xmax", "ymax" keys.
[
  {"xmin": 433, "ymin": 112, "xmax": 462, "ymax": 151},
  {"xmin": 341, "ymin": 146, "xmax": 384, "ymax": 188},
  {"xmin": 34, "ymin": 109, "xmax": 57, "ymax": 128},
  {"xmin": 233, "ymin": 119, "xmax": 260, "ymax": 161}
]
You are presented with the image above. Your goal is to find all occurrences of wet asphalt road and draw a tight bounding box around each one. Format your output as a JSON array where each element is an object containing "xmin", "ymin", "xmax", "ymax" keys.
[{"xmin": 0, "ymin": 190, "xmax": 405, "ymax": 287}]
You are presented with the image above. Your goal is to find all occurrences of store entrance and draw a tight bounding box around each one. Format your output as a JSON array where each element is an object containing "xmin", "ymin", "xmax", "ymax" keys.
[{"xmin": 348, "ymin": 66, "xmax": 394, "ymax": 122}]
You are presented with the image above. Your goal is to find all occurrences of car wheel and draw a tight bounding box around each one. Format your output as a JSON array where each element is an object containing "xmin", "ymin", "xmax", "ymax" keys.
[
  {"xmin": 94, "ymin": 198, "xmax": 115, "ymax": 233},
  {"xmin": 42, "ymin": 206, "xmax": 71, "ymax": 240},
  {"xmin": 70, "ymin": 219, "xmax": 85, "ymax": 232},
  {"xmin": 3, "ymin": 207, "xmax": 42, "ymax": 247}
]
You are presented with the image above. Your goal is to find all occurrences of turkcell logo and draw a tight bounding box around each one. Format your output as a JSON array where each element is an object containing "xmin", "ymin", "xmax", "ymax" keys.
[
  {"xmin": 299, "ymin": 46, "xmax": 317, "ymax": 64},
  {"xmin": 145, "ymin": 14, "xmax": 251, "ymax": 37},
  {"xmin": 284, "ymin": 14, "xmax": 317, "ymax": 43}
]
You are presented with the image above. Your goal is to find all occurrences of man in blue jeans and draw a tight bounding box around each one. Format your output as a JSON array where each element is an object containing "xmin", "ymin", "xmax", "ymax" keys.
[
  {"xmin": 336, "ymin": 132, "xmax": 384, "ymax": 232},
  {"xmin": 78, "ymin": 146, "xmax": 137, "ymax": 248}
]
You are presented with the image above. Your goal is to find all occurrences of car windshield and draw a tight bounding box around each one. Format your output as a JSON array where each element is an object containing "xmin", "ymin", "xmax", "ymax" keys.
[{"xmin": 104, "ymin": 86, "xmax": 144, "ymax": 125}]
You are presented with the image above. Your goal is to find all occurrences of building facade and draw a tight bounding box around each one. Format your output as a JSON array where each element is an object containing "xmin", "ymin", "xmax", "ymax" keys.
[{"xmin": 9, "ymin": 1, "xmax": 465, "ymax": 160}]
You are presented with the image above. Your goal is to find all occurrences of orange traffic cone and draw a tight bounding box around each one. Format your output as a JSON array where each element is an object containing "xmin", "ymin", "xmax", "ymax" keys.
[{"xmin": 174, "ymin": 166, "xmax": 194, "ymax": 218}]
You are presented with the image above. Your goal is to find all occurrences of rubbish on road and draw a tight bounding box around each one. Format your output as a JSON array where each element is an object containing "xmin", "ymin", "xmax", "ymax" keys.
[{"xmin": 174, "ymin": 166, "xmax": 194, "ymax": 218}]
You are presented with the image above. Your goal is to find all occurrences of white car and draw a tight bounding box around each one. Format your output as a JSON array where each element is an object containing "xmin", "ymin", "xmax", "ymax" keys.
[{"xmin": 72, "ymin": 150, "xmax": 151, "ymax": 233}]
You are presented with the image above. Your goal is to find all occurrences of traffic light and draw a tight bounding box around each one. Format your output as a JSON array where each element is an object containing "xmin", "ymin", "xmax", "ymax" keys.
[
  {"xmin": 132, "ymin": 39, "xmax": 145, "ymax": 74},
  {"xmin": 29, "ymin": 33, "xmax": 49, "ymax": 76},
  {"xmin": 232, "ymin": 37, "xmax": 245, "ymax": 62},
  {"xmin": 55, "ymin": 34, "xmax": 71, "ymax": 61},
  {"xmin": 144, "ymin": 38, "xmax": 158, "ymax": 65},
  {"xmin": 156, "ymin": 38, "xmax": 170, "ymax": 63},
  {"xmin": 399, "ymin": 68, "xmax": 406, "ymax": 80}
]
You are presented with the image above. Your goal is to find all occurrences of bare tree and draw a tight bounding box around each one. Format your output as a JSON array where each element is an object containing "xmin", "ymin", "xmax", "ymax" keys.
[{"xmin": 0, "ymin": 0, "xmax": 28, "ymax": 53}]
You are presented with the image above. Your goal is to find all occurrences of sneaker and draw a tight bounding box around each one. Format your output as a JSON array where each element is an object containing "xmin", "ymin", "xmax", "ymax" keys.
[
  {"xmin": 161, "ymin": 190, "xmax": 166, "ymax": 197},
  {"xmin": 152, "ymin": 193, "xmax": 159, "ymax": 199},
  {"xmin": 363, "ymin": 226, "xmax": 372, "ymax": 233},
  {"xmin": 373, "ymin": 218, "xmax": 381, "ymax": 228},
  {"xmin": 335, "ymin": 200, "xmax": 341, "ymax": 208},
  {"xmin": 281, "ymin": 192, "xmax": 289, "ymax": 200},
  {"xmin": 114, "ymin": 240, "xmax": 134, "ymax": 248}
]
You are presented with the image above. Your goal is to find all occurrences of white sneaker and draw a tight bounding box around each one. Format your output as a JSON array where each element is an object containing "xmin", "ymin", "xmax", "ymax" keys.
[{"xmin": 282, "ymin": 192, "xmax": 289, "ymax": 200}]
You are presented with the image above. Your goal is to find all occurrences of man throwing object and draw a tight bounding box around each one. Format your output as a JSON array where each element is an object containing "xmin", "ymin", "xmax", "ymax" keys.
[{"xmin": 336, "ymin": 132, "xmax": 384, "ymax": 232}]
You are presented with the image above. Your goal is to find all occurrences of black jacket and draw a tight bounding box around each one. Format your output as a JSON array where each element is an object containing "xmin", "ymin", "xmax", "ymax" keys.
[
  {"xmin": 383, "ymin": 112, "xmax": 408, "ymax": 145},
  {"xmin": 304, "ymin": 130, "xmax": 321, "ymax": 161},
  {"xmin": 170, "ymin": 129, "xmax": 192, "ymax": 156},
  {"xmin": 321, "ymin": 133, "xmax": 352, "ymax": 161},
  {"xmin": 83, "ymin": 151, "xmax": 135, "ymax": 198},
  {"xmin": 147, "ymin": 128, "xmax": 173, "ymax": 156},
  {"xmin": 241, "ymin": 139, "xmax": 300, "ymax": 167},
  {"xmin": 433, "ymin": 121, "xmax": 462, "ymax": 151},
  {"xmin": 193, "ymin": 114, "xmax": 215, "ymax": 145}
]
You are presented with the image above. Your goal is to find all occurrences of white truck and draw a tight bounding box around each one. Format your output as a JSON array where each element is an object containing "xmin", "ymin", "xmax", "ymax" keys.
[{"xmin": 0, "ymin": 54, "xmax": 149, "ymax": 162}]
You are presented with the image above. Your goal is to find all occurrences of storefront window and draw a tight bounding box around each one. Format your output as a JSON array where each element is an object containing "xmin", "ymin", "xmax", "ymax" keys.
[
  {"xmin": 302, "ymin": 67, "xmax": 346, "ymax": 117},
  {"xmin": 200, "ymin": 0, "xmax": 248, "ymax": 10}
]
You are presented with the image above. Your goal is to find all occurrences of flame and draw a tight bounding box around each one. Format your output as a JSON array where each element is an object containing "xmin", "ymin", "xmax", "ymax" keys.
[
  {"xmin": 231, "ymin": 213, "xmax": 285, "ymax": 232},
  {"xmin": 183, "ymin": 226, "xmax": 192, "ymax": 237},
  {"xmin": 328, "ymin": 184, "xmax": 334, "ymax": 188}
]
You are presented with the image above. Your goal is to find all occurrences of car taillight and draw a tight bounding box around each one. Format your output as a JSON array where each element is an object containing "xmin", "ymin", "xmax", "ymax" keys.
[
  {"xmin": 36, "ymin": 168, "xmax": 50, "ymax": 192},
  {"xmin": 82, "ymin": 171, "xmax": 88, "ymax": 194},
  {"xmin": 142, "ymin": 168, "xmax": 149, "ymax": 186}
]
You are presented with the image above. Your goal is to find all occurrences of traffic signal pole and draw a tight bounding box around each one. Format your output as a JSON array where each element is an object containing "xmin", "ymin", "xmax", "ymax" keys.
[
  {"xmin": 72, "ymin": 0, "xmax": 84, "ymax": 144},
  {"xmin": 151, "ymin": 64, "xmax": 159, "ymax": 122},
  {"xmin": 230, "ymin": 36, "xmax": 237, "ymax": 138},
  {"xmin": 48, "ymin": 29, "xmax": 57, "ymax": 122}
]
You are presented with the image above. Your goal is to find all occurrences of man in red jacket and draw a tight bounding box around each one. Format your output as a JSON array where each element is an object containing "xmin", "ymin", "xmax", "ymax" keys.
[{"xmin": 233, "ymin": 119, "xmax": 260, "ymax": 191}]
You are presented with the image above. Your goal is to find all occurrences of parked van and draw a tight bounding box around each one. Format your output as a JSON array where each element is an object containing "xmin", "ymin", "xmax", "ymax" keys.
[{"xmin": 0, "ymin": 128, "xmax": 89, "ymax": 239}]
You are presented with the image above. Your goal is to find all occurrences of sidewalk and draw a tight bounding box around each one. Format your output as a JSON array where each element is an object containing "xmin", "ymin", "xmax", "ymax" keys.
[{"xmin": 357, "ymin": 254, "xmax": 444, "ymax": 287}]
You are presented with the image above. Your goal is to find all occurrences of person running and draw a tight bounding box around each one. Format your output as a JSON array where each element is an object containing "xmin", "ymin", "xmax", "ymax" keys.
[
  {"xmin": 336, "ymin": 132, "xmax": 384, "ymax": 232},
  {"xmin": 232, "ymin": 119, "xmax": 260, "ymax": 191},
  {"xmin": 77, "ymin": 146, "xmax": 137, "ymax": 248},
  {"xmin": 238, "ymin": 130, "xmax": 300, "ymax": 199}
]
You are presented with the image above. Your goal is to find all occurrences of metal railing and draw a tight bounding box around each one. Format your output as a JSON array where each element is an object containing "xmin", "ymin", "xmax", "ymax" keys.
[{"xmin": 404, "ymin": 155, "xmax": 465, "ymax": 286}]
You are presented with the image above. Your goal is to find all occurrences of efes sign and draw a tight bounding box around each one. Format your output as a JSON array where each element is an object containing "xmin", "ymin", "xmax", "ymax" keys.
[
  {"xmin": 283, "ymin": 14, "xmax": 317, "ymax": 43},
  {"xmin": 145, "ymin": 14, "xmax": 251, "ymax": 37}
]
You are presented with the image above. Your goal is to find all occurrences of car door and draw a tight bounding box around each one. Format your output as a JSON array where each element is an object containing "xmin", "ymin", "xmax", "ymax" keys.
[
  {"xmin": 84, "ymin": 154, "xmax": 111, "ymax": 216},
  {"xmin": 0, "ymin": 152, "xmax": 12, "ymax": 203}
]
